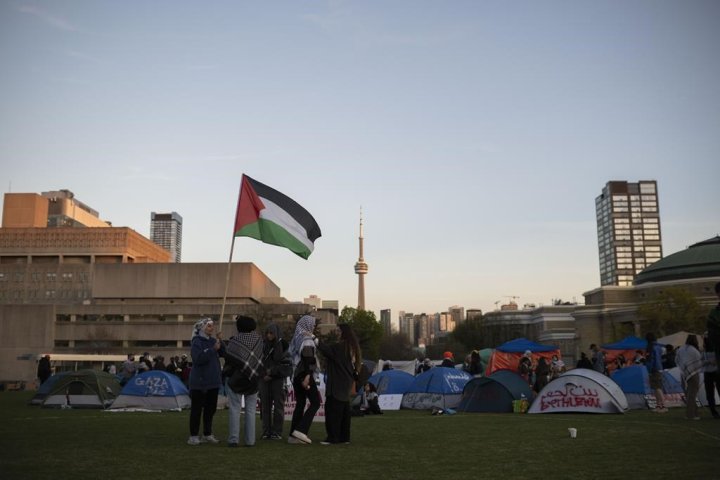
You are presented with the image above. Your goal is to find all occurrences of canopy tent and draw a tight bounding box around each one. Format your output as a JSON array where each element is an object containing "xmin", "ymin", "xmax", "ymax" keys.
[
  {"xmin": 42, "ymin": 369, "xmax": 121, "ymax": 409},
  {"xmin": 457, "ymin": 369, "xmax": 532, "ymax": 413},
  {"xmin": 611, "ymin": 365, "xmax": 685, "ymax": 409},
  {"xmin": 367, "ymin": 369, "xmax": 415, "ymax": 411},
  {"xmin": 658, "ymin": 331, "xmax": 704, "ymax": 351},
  {"xmin": 528, "ymin": 368, "xmax": 628, "ymax": 414},
  {"xmin": 401, "ymin": 368, "xmax": 472, "ymax": 410},
  {"xmin": 485, "ymin": 338, "xmax": 560, "ymax": 376},
  {"xmin": 601, "ymin": 336, "xmax": 647, "ymax": 372},
  {"xmin": 110, "ymin": 370, "xmax": 190, "ymax": 411}
]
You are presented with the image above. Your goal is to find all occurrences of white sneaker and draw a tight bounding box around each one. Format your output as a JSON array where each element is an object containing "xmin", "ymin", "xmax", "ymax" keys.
[
  {"xmin": 187, "ymin": 436, "xmax": 201, "ymax": 446},
  {"xmin": 291, "ymin": 430, "xmax": 312, "ymax": 444},
  {"xmin": 200, "ymin": 434, "xmax": 219, "ymax": 444},
  {"xmin": 287, "ymin": 436, "xmax": 303, "ymax": 444}
]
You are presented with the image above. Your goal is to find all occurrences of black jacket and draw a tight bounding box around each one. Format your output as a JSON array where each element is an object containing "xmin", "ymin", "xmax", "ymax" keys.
[{"xmin": 317, "ymin": 341, "xmax": 356, "ymax": 402}]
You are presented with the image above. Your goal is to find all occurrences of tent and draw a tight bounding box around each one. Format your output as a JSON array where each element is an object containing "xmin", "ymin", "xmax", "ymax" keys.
[
  {"xmin": 367, "ymin": 369, "xmax": 415, "ymax": 410},
  {"xmin": 42, "ymin": 369, "xmax": 121, "ymax": 409},
  {"xmin": 665, "ymin": 367, "xmax": 719, "ymax": 407},
  {"xmin": 457, "ymin": 369, "xmax": 533, "ymax": 413},
  {"xmin": 658, "ymin": 331, "xmax": 704, "ymax": 351},
  {"xmin": 485, "ymin": 338, "xmax": 560, "ymax": 376},
  {"xmin": 374, "ymin": 359, "xmax": 417, "ymax": 375},
  {"xmin": 401, "ymin": 368, "xmax": 472, "ymax": 410},
  {"xmin": 29, "ymin": 371, "xmax": 70, "ymax": 405},
  {"xmin": 601, "ymin": 336, "xmax": 647, "ymax": 371},
  {"xmin": 110, "ymin": 370, "xmax": 190, "ymax": 410},
  {"xmin": 528, "ymin": 368, "xmax": 628, "ymax": 414},
  {"xmin": 612, "ymin": 365, "xmax": 689, "ymax": 409}
]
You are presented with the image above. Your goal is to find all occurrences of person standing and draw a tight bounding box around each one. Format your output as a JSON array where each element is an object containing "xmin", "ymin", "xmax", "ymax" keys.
[
  {"xmin": 707, "ymin": 282, "xmax": 720, "ymax": 371},
  {"xmin": 224, "ymin": 315, "xmax": 264, "ymax": 447},
  {"xmin": 288, "ymin": 315, "xmax": 321, "ymax": 445},
  {"xmin": 317, "ymin": 323, "xmax": 362, "ymax": 445},
  {"xmin": 702, "ymin": 334, "xmax": 720, "ymax": 419},
  {"xmin": 187, "ymin": 317, "xmax": 224, "ymax": 446},
  {"xmin": 675, "ymin": 334, "xmax": 704, "ymax": 420},
  {"xmin": 440, "ymin": 352, "xmax": 455, "ymax": 368},
  {"xmin": 590, "ymin": 344, "xmax": 606, "ymax": 375},
  {"xmin": 646, "ymin": 332, "xmax": 667, "ymax": 413},
  {"xmin": 260, "ymin": 323, "xmax": 292, "ymax": 440},
  {"xmin": 37, "ymin": 355, "xmax": 51, "ymax": 385}
]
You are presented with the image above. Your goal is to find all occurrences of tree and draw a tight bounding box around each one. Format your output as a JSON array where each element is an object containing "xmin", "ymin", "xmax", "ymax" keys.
[
  {"xmin": 379, "ymin": 333, "xmax": 415, "ymax": 360},
  {"xmin": 338, "ymin": 307, "xmax": 383, "ymax": 360},
  {"xmin": 450, "ymin": 317, "xmax": 485, "ymax": 352},
  {"xmin": 637, "ymin": 287, "xmax": 705, "ymax": 336}
]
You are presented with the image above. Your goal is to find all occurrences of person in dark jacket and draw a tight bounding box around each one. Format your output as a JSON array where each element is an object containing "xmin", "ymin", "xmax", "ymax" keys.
[
  {"xmin": 317, "ymin": 323, "xmax": 362, "ymax": 445},
  {"xmin": 576, "ymin": 352, "xmax": 593, "ymax": 369},
  {"xmin": 187, "ymin": 317, "xmax": 225, "ymax": 446},
  {"xmin": 37, "ymin": 355, "xmax": 51, "ymax": 385},
  {"xmin": 260, "ymin": 323, "xmax": 292, "ymax": 440},
  {"xmin": 288, "ymin": 315, "xmax": 321, "ymax": 445}
]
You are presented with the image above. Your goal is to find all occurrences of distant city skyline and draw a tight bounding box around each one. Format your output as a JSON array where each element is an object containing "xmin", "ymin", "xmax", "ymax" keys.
[{"xmin": 1, "ymin": 2, "xmax": 718, "ymax": 319}]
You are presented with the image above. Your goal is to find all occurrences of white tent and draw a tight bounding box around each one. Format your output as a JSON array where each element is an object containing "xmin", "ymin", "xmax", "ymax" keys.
[
  {"xmin": 658, "ymin": 331, "xmax": 704, "ymax": 351},
  {"xmin": 374, "ymin": 359, "xmax": 418, "ymax": 375},
  {"xmin": 528, "ymin": 368, "xmax": 628, "ymax": 414}
]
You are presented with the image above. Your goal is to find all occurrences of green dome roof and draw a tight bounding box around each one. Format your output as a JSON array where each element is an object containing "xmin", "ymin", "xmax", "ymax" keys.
[{"xmin": 634, "ymin": 236, "xmax": 720, "ymax": 285}]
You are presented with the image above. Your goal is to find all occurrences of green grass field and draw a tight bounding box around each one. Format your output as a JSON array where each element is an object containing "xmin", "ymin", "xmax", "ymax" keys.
[{"xmin": 1, "ymin": 392, "xmax": 717, "ymax": 480}]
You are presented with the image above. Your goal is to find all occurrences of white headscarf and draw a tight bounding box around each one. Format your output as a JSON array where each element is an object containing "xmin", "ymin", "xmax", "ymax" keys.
[
  {"xmin": 192, "ymin": 317, "xmax": 213, "ymax": 340},
  {"xmin": 290, "ymin": 315, "xmax": 316, "ymax": 365}
]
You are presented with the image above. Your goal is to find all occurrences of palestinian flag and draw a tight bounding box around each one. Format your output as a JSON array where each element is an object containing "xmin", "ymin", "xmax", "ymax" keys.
[{"xmin": 234, "ymin": 174, "xmax": 322, "ymax": 259}]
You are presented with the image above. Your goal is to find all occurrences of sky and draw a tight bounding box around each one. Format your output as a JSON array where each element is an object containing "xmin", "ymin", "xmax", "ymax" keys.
[{"xmin": 1, "ymin": 1, "xmax": 718, "ymax": 321}]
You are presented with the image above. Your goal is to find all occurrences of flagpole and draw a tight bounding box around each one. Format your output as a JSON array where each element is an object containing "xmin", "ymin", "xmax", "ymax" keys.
[{"xmin": 218, "ymin": 236, "xmax": 236, "ymax": 333}]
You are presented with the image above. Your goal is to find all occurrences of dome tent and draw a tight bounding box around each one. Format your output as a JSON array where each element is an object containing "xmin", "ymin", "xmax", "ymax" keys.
[
  {"xmin": 42, "ymin": 369, "xmax": 121, "ymax": 409},
  {"xmin": 528, "ymin": 368, "xmax": 628, "ymax": 414},
  {"xmin": 457, "ymin": 369, "xmax": 533, "ymax": 413},
  {"xmin": 367, "ymin": 369, "xmax": 415, "ymax": 411},
  {"xmin": 401, "ymin": 368, "xmax": 472, "ymax": 410},
  {"xmin": 110, "ymin": 370, "xmax": 190, "ymax": 411}
]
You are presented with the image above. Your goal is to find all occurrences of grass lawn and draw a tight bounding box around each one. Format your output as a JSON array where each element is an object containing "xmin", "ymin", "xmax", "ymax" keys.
[{"xmin": 1, "ymin": 392, "xmax": 717, "ymax": 480}]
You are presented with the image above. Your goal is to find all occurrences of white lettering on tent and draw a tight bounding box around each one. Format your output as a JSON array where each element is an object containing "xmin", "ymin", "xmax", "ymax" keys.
[
  {"xmin": 133, "ymin": 376, "xmax": 170, "ymax": 396},
  {"xmin": 539, "ymin": 383, "xmax": 601, "ymax": 411}
]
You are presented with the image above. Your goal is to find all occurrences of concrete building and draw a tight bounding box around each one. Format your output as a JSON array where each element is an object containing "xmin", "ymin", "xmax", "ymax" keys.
[
  {"xmin": 0, "ymin": 191, "xmax": 331, "ymax": 385},
  {"xmin": 150, "ymin": 212, "xmax": 183, "ymax": 263},
  {"xmin": 303, "ymin": 294, "xmax": 322, "ymax": 310},
  {"xmin": 595, "ymin": 180, "xmax": 662, "ymax": 286},
  {"xmin": 380, "ymin": 308, "xmax": 392, "ymax": 336},
  {"xmin": 3, "ymin": 190, "xmax": 111, "ymax": 229}
]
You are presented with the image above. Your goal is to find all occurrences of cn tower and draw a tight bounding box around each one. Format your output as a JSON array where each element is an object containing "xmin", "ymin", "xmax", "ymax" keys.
[{"xmin": 354, "ymin": 209, "xmax": 368, "ymax": 310}]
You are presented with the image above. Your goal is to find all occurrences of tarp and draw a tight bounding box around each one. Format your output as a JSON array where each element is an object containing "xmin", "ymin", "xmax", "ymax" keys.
[
  {"xmin": 110, "ymin": 370, "xmax": 190, "ymax": 410},
  {"xmin": 42, "ymin": 369, "xmax": 121, "ymax": 409},
  {"xmin": 368, "ymin": 369, "xmax": 415, "ymax": 411},
  {"xmin": 528, "ymin": 368, "xmax": 628, "ymax": 414},
  {"xmin": 457, "ymin": 369, "xmax": 533, "ymax": 413},
  {"xmin": 401, "ymin": 368, "xmax": 472, "ymax": 410},
  {"xmin": 485, "ymin": 338, "xmax": 561, "ymax": 376}
]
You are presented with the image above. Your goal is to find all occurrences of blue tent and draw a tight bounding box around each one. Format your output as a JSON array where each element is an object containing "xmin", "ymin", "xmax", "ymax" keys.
[
  {"xmin": 601, "ymin": 336, "xmax": 647, "ymax": 350},
  {"xmin": 368, "ymin": 369, "xmax": 414, "ymax": 395},
  {"xmin": 496, "ymin": 338, "xmax": 558, "ymax": 353},
  {"xmin": 29, "ymin": 371, "xmax": 70, "ymax": 405},
  {"xmin": 401, "ymin": 368, "xmax": 472, "ymax": 410},
  {"xmin": 110, "ymin": 370, "xmax": 190, "ymax": 410},
  {"xmin": 611, "ymin": 365, "xmax": 683, "ymax": 409},
  {"xmin": 457, "ymin": 369, "xmax": 532, "ymax": 413}
]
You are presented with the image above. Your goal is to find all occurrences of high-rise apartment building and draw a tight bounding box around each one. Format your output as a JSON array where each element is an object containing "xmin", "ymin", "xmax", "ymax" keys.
[
  {"xmin": 380, "ymin": 309, "xmax": 392, "ymax": 336},
  {"xmin": 150, "ymin": 212, "xmax": 183, "ymax": 263},
  {"xmin": 595, "ymin": 180, "xmax": 662, "ymax": 286}
]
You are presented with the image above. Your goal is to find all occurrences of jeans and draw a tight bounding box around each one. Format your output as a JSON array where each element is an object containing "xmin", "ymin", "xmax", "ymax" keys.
[
  {"xmin": 324, "ymin": 394, "xmax": 351, "ymax": 443},
  {"xmin": 685, "ymin": 374, "xmax": 700, "ymax": 419},
  {"xmin": 226, "ymin": 384, "xmax": 257, "ymax": 446}
]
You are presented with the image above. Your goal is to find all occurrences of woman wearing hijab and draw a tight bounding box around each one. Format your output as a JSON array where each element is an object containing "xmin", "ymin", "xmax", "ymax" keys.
[
  {"xmin": 187, "ymin": 317, "xmax": 225, "ymax": 446},
  {"xmin": 288, "ymin": 315, "xmax": 321, "ymax": 444},
  {"xmin": 675, "ymin": 334, "xmax": 704, "ymax": 420},
  {"xmin": 317, "ymin": 323, "xmax": 362, "ymax": 445}
]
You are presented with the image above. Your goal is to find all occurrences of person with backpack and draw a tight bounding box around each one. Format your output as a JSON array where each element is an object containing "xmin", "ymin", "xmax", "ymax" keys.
[
  {"xmin": 224, "ymin": 315, "xmax": 264, "ymax": 447},
  {"xmin": 288, "ymin": 314, "xmax": 321, "ymax": 445},
  {"xmin": 260, "ymin": 323, "xmax": 292, "ymax": 440}
]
